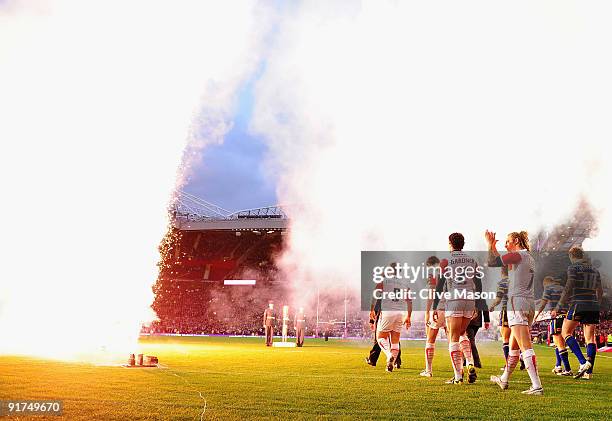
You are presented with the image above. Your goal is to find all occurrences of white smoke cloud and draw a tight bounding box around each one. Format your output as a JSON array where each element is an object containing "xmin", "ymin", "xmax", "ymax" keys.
[
  {"xmin": 251, "ymin": 0, "xmax": 612, "ymax": 307},
  {"xmin": 2, "ymin": 0, "xmax": 611, "ymax": 356},
  {"xmin": 0, "ymin": 0, "xmax": 269, "ymax": 359}
]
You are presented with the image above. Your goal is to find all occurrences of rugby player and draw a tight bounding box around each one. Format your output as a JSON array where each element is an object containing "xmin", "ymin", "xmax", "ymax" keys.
[
  {"xmin": 534, "ymin": 276, "xmax": 572, "ymax": 376},
  {"xmin": 420, "ymin": 255, "xmax": 444, "ymax": 377},
  {"xmin": 552, "ymin": 246, "xmax": 603, "ymax": 379},
  {"xmin": 370, "ymin": 262, "xmax": 412, "ymax": 372},
  {"xmin": 489, "ymin": 265, "xmax": 511, "ymax": 366},
  {"xmin": 487, "ymin": 230, "xmax": 543, "ymax": 395},
  {"xmin": 434, "ymin": 233, "xmax": 480, "ymax": 385}
]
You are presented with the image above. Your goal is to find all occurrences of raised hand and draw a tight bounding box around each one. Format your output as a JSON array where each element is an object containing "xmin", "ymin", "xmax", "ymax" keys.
[{"xmin": 485, "ymin": 230, "xmax": 497, "ymax": 247}]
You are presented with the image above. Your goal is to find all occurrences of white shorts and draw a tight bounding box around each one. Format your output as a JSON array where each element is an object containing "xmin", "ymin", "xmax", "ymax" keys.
[
  {"xmin": 508, "ymin": 296, "xmax": 535, "ymax": 327},
  {"xmin": 427, "ymin": 310, "xmax": 446, "ymax": 330},
  {"xmin": 444, "ymin": 300, "xmax": 475, "ymax": 319},
  {"xmin": 377, "ymin": 311, "xmax": 405, "ymax": 333}
]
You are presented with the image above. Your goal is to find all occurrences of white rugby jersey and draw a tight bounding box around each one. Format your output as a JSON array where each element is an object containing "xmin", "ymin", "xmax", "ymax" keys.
[
  {"xmin": 380, "ymin": 276, "xmax": 410, "ymax": 312},
  {"xmin": 507, "ymin": 250, "xmax": 535, "ymax": 300},
  {"xmin": 441, "ymin": 250, "xmax": 478, "ymax": 299}
]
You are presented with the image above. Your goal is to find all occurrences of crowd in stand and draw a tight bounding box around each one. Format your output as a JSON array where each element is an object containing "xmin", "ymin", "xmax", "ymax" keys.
[
  {"xmin": 150, "ymin": 228, "xmax": 612, "ymax": 343},
  {"xmin": 531, "ymin": 312, "xmax": 612, "ymax": 347}
]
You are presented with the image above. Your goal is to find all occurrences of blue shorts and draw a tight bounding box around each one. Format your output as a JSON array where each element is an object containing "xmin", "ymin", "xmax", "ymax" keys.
[
  {"xmin": 499, "ymin": 308, "xmax": 508, "ymax": 328},
  {"xmin": 567, "ymin": 303, "xmax": 599, "ymax": 325},
  {"xmin": 548, "ymin": 316, "xmax": 565, "ymax": 336}
]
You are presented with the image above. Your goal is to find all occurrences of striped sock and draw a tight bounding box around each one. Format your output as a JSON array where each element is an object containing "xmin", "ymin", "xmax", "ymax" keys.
[
  {"xmin": 425, "ymin": 342, "xmax": 435, "ymax": 373},
  {"xmin": 502, "ymin": 342, "xmax": 509, "ymax": 361},
  {"xmin": 377, "ymin": 337, "xmax": 391, "ymax": 361},
  {"xmin": 391, "ymin": 342, "xmax": 400, "ymax": 359},
  {"xmin": 449, "ymin": 342, "xmax": 463, "ymax": 380},
  {"xmin": 501, "ymin": 349, "xmax": 520, "ymax": 383},
  {"xmin": 459, "ymin": 335, "xmax": 473, "ymax": 366}
]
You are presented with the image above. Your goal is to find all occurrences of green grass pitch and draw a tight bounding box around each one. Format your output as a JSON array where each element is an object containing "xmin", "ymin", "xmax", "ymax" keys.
[{"xmin": 1, "ymin": 336, "xmax": 610, "ymax": 420}]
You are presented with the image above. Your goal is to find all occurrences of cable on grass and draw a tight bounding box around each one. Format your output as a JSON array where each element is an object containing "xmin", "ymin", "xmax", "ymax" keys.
[{"xmin": 156, "ymin": 364, "xmax": 208, "ymax": 420}]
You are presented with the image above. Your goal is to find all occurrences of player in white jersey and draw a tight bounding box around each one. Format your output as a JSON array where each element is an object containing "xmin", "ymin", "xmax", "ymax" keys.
[
  {"xmin": 434, "ymin": 233, "xmax": 480, "ymax": 385},
  {"xmin": 370, "ymin": 262, "xmax": 412, "ymax": 372},
  {"xmin": 420, "ymin": 256, "xmax": 445, "ymax": 377},
  {"xmin": 487, "ymin": 230, "xmax": 543, "ymax": 395}
]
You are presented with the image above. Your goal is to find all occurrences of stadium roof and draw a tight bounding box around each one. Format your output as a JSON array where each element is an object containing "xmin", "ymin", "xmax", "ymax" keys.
[
  {"xmin": 171, "ymin": 191, "xmax": 289, "ymax": 231},
  {"xmin": 535, "ymin": 199, "xmax": 596, "ymax": 252},
  {"xmin": 532, "ymin": 199, "xmax": 598, "ymax": 284}
]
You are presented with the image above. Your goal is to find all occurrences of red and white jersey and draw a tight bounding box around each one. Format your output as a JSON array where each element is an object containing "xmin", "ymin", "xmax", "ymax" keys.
[
  {"xmin": 440, "ymin": 251, "xmax": 478, "ymax": 299},
  {"xmin": 505, "ymin": 250, "xmax": 535, "ymax": 300}
]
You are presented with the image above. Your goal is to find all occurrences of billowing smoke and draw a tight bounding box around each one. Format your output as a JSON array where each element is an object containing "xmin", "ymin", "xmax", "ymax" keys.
[
  {"xmin": 250, "ymin": 1, "xmax": 612, "ymax": 309},
  {"xmin": 0, "ymin": 0, "xmax": 268, "ymax": 359},
  {"xmin": 2, "ymin": 0, "xmax": 611, "ymax": 358}
]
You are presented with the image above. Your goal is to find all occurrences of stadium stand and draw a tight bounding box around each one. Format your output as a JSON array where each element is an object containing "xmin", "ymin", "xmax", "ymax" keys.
[{"xmin": 150, "ymin": 193, "xmax": 611, "ymax": 342}]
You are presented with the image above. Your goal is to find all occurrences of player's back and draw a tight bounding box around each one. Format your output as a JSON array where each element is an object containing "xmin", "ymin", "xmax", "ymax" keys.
[
  {"xmin": 567, "ymin": 260, "xmax": 601, "ymax": 310},
  {"xmin": 443, "ymin": 250, "xmax": 478, "ymax": 298},
  {"xmin": 380, "ymin": 276, "xmax": 409, "ymax": 312}
]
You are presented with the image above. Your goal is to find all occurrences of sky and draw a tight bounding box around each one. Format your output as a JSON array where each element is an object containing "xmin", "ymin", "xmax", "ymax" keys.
[{"xmin": 181, "ymin": 46, "xmax": 277, "ymax": 213}]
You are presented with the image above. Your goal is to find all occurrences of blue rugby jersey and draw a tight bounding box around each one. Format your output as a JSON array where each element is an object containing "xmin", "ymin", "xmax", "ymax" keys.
[
  {"xmin": 496, "ymin": 276, "xmax": 509, "ymax": 309},
  {"xmin": 542, "ymin": 283, "xmax": 565, "ymax": 311},
  {"xmin": 559, "ymin": 260, "xmax": 602, "ymax": 310}
]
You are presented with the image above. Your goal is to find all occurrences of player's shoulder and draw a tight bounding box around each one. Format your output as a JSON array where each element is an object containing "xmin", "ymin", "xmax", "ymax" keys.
[{"xmin": 519, "ymin": 249, "xmax": 533, "ymax": 260}]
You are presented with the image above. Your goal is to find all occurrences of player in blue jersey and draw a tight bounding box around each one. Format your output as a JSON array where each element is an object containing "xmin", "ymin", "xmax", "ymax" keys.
[
  {"xmin": 534, "ymin": 276, "xmax": 572, "ymax": 376},
  {"xmin": 489, "ymin": 266, "xmax": 514, "ymax": 368},
  {"xmin": 552, "ymin": 246, "xmax": 603, "ymax": 379}
]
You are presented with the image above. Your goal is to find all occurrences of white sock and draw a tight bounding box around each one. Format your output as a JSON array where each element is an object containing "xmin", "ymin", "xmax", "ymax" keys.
[
  {"xmin": 425, "ymin": 342, "xmax": 435, "ymax": 372},
  {"xmin": 522, "ymin": 348, "xmax": 542, "ymax": 389},
  {"xmin": 459, "ymin": 335, "xmax": 473, "ymax": 366},
  {"xmin": 377, "ymin": 337, "xmax": 391, "ymax": 360},
  {"xmin": 501, "ymin": 349, "xmax": 520, "ymax": 383},
  {"xmin": 449, "ymin": 342, "xmax": 462, "ymax": 380}
]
